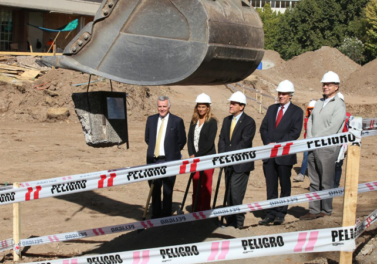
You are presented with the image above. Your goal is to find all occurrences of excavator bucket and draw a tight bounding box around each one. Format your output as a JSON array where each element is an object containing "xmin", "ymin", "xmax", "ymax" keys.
[{"xmin": 43, "ymin": 0, "xmax": 264, "ymax": 86}]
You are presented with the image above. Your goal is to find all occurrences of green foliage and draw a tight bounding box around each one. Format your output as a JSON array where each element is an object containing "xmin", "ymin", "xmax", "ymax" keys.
[
  {"xmin": 365, "ymin": 0, "xmax": 377, "ymax": 58},
  {"xmin": 338, "ymin": 37, "xmax": 365, "ymax": 64},
  {"xmin": 273, "ymin": 0, "xmax": 370, "ymax": 60},
  {"xmin": 256, "ymin": 4, "xmax": 281, "ymax": 50}
]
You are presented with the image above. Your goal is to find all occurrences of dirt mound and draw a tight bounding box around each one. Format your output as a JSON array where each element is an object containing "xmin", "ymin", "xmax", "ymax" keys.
[
  {"xmin": 342, "ymin": 58, "xmax": 377, "ymax": 96},
  {"xmin": 255, "ymin": 46, "xmax": 361, "ymax": 93},
  {"xmin": 261, "ymin": 49, "xmax": 285, "ymax": 69},
  {"xmin": 0, "ymin": 68, "xmax": 171, "ymax": 123}
]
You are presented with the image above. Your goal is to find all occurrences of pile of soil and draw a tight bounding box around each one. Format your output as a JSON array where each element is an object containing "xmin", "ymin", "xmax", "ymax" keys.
[
  {"xmin": 261, "ymin": 49, "xmax": 285, "ymax": 69},
  {"xmin": 0, "ymin": 68, "xmax": 171, "ymax": 123},
  {"xmin": 253, "ymin": 46, "xmax": 361, "ymax": 96},
  {"xmin": 342, "ymin": 58, "xmax": 377, "ymax": 96}
]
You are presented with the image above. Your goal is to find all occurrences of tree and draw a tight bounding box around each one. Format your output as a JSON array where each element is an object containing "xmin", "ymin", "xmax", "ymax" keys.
[
  {"xmin": 274, "ymin": 0, "xmax": 370, "ymax": 60},
  {"xmin": 365, "ymin": 0, "xmax": 377, "ymax": 58},
  {"xmin": 256, "ymin": 4, "xmax": 282, "ymax": 50},
  {"xmin": 338, "ymin": 37, "xmax": 365, "ymax": 64}
]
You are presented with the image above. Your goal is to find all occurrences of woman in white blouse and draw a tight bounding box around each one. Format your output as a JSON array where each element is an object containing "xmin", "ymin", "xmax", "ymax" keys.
[{"xmin": 187, "ymin": 93, "xmax": 218, "ymax": 211}]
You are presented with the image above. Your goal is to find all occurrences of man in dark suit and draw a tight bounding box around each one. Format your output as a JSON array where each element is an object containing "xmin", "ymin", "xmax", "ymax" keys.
[
  {"xmin": 259, "ymin": 80, "xmax": 303, "ymax": 225},
  {"xmin": 145, "ymin": 96, "xmax": 186, "ymax": 218},
  {"xmin": 218, "ymin": 91, "xmax": 256, "ymax": 228}
]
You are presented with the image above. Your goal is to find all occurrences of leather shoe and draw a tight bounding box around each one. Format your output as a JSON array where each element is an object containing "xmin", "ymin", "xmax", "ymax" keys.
[
  {"xmin": 317, "ymin": 212, "xmax": 331, "ymax": 218},
  {"xmin": 258, "ymin": 216, "xmax": 275, "ymax": 225},
  {"xmin": 299, "ymin": 212, "xmax": 318, "ymax": 220},
  {"xmin": 274, "ymin": 216, "xmax": 285, "ymax": 225}
]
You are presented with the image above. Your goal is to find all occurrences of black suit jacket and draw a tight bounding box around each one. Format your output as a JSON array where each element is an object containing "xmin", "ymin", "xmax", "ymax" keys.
[
  {"xmin": 187, "ymin": 118, "xmax": 217, "ymax": 157},
  {"xmin": 218, "ymin": 112, "xmax": 256, "ymax": 173},
  {"xmin": 260, "ymin": 103, "xmax": 303, "ymax": 165},
  {"xmin": 145, "ymin": 113, "xmax": 186, "ymax": 164}
]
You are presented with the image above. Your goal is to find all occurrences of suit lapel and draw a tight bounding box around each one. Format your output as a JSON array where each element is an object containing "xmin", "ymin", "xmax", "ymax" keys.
[{"xmin": 272, "ymin": 104, "xmax": 279, "ymax": 128}]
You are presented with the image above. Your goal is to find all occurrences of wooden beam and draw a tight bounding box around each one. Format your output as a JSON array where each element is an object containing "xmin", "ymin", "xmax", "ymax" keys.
[
  {"xmin": 13, "ymin": 182, "xmax": 21, "ymax": 261},
  {"xmin": 339, "ymin": 143, "xmax": 361, "ymax": 263},
  {"xmin": 0, "ymin": 52, "xmax": 62, "ymax": 56}
]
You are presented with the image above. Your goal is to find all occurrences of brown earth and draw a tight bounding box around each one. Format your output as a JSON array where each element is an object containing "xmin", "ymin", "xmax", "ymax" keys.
[
  {"xmin": 1, "ymin": 47, "xmax": 377, "ymax": 264},
  {"xmin": 343, "ymin": 58, "xmax": 377, "ymax": 97}
]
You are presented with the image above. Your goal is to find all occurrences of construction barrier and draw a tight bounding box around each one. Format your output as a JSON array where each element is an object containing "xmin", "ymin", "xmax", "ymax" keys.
[
  {"xmin": 0, "ymin": 131, "xmax": 361, "ymax": 206},
  {"xmin": 0, "ymin": 116, "xmax": 373, "ymax": 263},
  {"xmin": 0, "ymin": 181, "xmax": 376, "ymax": 253},
  {"xmin": 22, "ymin": 226, "xmax": 357, "ymax": 264}
]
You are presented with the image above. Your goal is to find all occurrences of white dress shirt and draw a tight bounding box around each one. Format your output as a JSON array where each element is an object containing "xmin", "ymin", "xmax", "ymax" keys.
[{"xmin": 275, "ymin": 101, "xmax": 291, "ymax": 120}]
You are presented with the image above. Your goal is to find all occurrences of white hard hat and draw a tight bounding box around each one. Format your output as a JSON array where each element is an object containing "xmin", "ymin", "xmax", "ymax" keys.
[
  {"xmin": 276, "ymin": 80, "xmax": 295, "ymax": 93},
  {"xmin": 228, "ymin": 91, "xmax": 247, "ymax": 105},
  {"xmin": 337, "ymin": 92, "xmax": 344, "ymax": 101},
  {"xmin": 321, "ymin": 71, "xmax": 340, "ymax": 83},
  {"xmin": 308, "ymin": 100, "xmax": 316, "ymax": 108},
  {"xmin": 195, "ymin": 93, "xmax": 211, "ymax": 104}
]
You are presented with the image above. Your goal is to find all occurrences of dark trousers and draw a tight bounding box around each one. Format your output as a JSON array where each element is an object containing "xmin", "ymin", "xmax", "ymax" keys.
[
  {"xmin": 263, "ymin": 159, "xmax": 293, "ymax": 218},
  {"xmin": 334, "ymin": 159, "xmax": 344, "ymax": 188},
  {"xmin": 148, "ymin": 158, "xmax": 176, "ymax": 218},
  {"xmin": 224, "ymin": 167, "xmax": 250, "ymax": 227}
]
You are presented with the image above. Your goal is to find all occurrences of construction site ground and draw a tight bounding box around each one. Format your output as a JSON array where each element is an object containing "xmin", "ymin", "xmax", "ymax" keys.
[{"xmin": 1, "ymin": 46, "xmax": 377, "ymax": 264}]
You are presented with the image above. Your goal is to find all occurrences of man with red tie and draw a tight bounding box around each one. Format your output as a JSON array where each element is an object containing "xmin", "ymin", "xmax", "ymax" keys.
[{"xmin": 259, "ymin": 80, "xmax": 303, "ymax": 225}]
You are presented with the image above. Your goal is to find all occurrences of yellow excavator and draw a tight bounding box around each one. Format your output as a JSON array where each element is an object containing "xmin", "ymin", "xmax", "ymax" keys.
[{"xmin": 43, "ymin": 0, "xmax": 264, "ymax": 86}]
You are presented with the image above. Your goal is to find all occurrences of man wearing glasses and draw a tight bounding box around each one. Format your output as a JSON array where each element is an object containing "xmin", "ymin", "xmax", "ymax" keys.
[{"xmin": 300, "ymin": 71, "xmax": 346, "ymax": 220}]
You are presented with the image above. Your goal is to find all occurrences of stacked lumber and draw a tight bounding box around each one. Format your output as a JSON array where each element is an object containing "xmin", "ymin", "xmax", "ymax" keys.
[{"xmin": 0, "ymin": 63, "xmax": 41, "ymax": 83}]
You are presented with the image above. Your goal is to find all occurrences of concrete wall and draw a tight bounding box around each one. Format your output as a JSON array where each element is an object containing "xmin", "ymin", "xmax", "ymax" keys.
[{"xmin": 0, "ymin": 0, "xmax": 100, "ymax": 16}]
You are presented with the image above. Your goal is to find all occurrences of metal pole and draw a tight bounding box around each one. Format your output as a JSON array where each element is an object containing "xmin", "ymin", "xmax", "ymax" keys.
[
  {"xmin": 178, "ymin": 173, "xmax": 194, "ymax": 214},
  {"xmin": 142, "ymin": 181, "xmax": 154, "ymax": 220},
  {"xmin": 212, "ymin": 168, "xmax": 223, "ymax": 209}
]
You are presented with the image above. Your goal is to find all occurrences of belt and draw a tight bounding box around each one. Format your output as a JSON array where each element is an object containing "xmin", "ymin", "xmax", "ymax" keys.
[{"xmin": 154, "ymin": 156, "xmax": 166, "ymax": 160}]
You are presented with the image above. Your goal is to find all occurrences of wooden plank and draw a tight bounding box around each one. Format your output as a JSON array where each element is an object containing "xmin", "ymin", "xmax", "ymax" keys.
[
  {"xmin": 0, "ymin": 63, "xmax": 25, "ymax": 71},
  {"xmin": 339, "ymin": 144, "xmax": 361, "ymax": 264},
  {"xmin": 13, "ymin": 182, "xmax": 21, "ymax": 261},
  {"xmin": 20, "ymin": 69, "xmax": 40, "ymax": 80},
  {"xmin": 0, "ymin": 52, "xmax": 62, "ymax": 56}
]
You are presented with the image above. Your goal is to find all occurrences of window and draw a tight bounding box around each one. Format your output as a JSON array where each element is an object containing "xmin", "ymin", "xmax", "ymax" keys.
[{"xmin": 0, "ymin": 9, "xmax": 13, "ymax": 51}]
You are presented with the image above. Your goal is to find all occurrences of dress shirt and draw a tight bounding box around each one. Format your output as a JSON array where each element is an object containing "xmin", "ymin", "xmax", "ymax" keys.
[{"xmin": 275, "ymin": 101, "xmax": 291, "ymax": 120}]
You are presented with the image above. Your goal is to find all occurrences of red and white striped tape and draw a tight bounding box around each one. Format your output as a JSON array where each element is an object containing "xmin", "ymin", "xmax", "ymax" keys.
[
  {"xmin": 0, "ymin": 181, "xmax": 374, "ymax": 252},
  {"xmin": 22, "ymin": 226, "xmax": 356, "ymax": 264},
  {"xmin": 0, "ymin": 238, "xmax": 13, "ymax": 252},
  {"xmin": 362, "ymin": 118, "xmax": 377, "ymax": 130},
  {"xmin": 0, "ymin": 132, "xmax": 360, "ymax": 206},
  {"xmin": 356, "ymin": 208, "xmax": 377, "ymax": 238}
]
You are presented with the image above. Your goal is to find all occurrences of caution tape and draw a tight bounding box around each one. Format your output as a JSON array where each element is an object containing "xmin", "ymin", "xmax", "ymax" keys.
[
  {"xmin": 0, "ymin": 186, "xmax": 12, "ymax": 191},
  {"xmin": 22, "ymin": 226, "xmax": 356, "ymax": 264},
  {"xmin": 1, "ymin": 181, "xmax": 376, "ymax": 253},
  {"xmin": 362, "ymin": 118, "xmax": 377, "ymax": 130},
  {"xmin": 0, "ymin": 132, "xmax": 360, "ymax": 206},
  {"xmin": 0, "ymin": 238, "xmax": 13, "ymax": 252},
  {"xmin": 356, "ymin": 208, "xmax": 377, "ymax": 238}
]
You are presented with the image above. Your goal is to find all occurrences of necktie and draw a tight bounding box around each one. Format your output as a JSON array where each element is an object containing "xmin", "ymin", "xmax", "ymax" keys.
[
  {"xmin": 275, "ymin": 106, "xmax": 284, "ymax": 128},
  {"xmin": 230, "ymin": 117, "xmax": 236, "ymax": 140},
  {"xmin": 154, "ymin": 117, "xmax": 165, "ymax": 157}
]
